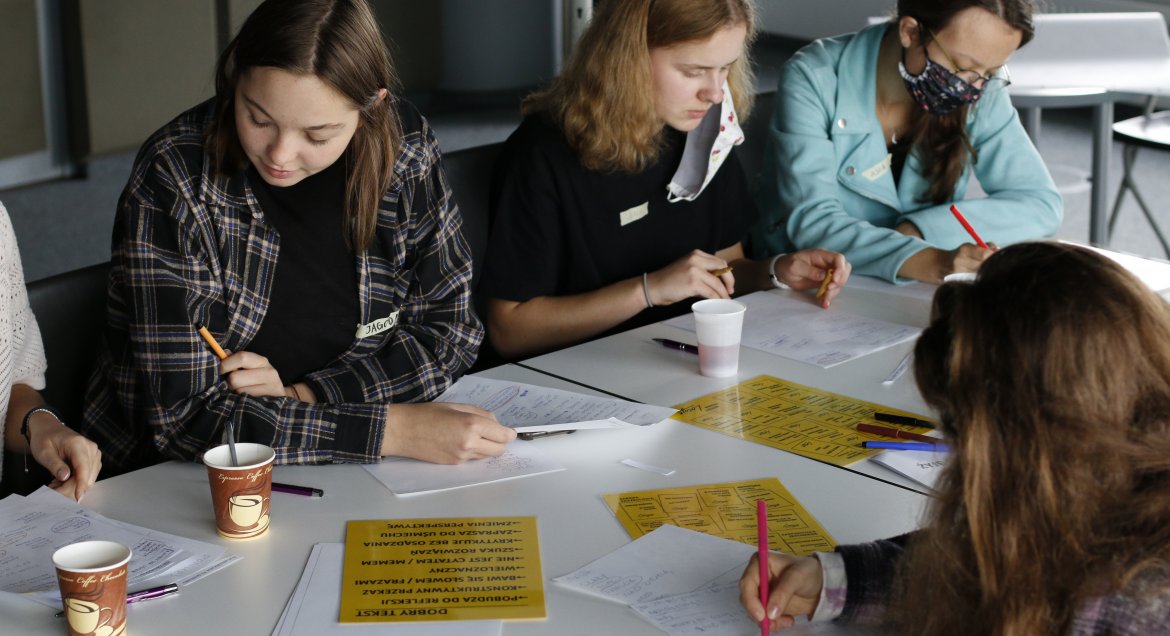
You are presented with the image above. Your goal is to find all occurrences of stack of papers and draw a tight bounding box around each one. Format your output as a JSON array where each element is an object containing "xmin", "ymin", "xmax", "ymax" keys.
[
  {"xmin": 555, "ymin": 524, "xmax": 856, "ymax": 635},
  {"xmin": 869, "ymin": 449, "xmax": 947, "ymax": 491},
  {"xmin": 0, "ymin": 487, "xmax": 239, "ymax": 607},
  {"xmin": 274, "ymin": 544, "xmax": 501, "ymax": 636}
]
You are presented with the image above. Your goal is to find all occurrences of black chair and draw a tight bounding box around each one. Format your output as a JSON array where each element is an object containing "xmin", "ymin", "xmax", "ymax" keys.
[
  {"xmin": 1108, "ymin": 98, "xmax": 1170, "ymax": 258},
  {"xmin": 1, "ymin": 262, "xmax": 110, "ymax": 497},
  {"xmin": 442, "ymin": 142, "xmax": 506, "ymax": 371}
]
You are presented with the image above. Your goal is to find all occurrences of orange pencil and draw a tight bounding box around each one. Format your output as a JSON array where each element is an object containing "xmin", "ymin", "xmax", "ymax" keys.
[
  {"xmin": 710, "ymin": 266, "xmax": 733, "ymax": 277},
  {"xmin": 815, "ymin": 268, "xmax": 835, "ymax": 300},
  {"xmin": 197, "ymin": 325, "xmax": 228, "ymax": 361}
]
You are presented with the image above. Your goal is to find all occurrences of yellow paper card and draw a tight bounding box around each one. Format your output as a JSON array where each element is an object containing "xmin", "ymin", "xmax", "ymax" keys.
[
  {"xmin": 340, "ymin": 517, "xmax": 545, "ymax": 623},
  {"xmin": 603, "ymin": 478, "xmax": 835, "ymax": 555},
  {"xmin": 672, "ymin": 374, "xmax": 935, "ymax": 466}
]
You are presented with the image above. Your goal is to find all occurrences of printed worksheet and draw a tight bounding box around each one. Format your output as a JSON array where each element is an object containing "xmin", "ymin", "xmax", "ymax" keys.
[
  {"xmin": 663, "ymin": 290, "xmax": 920, "ymax": 368},
  {"xmin": 672, "ymin": 375, "xmax": 936, "ymax": 467},
  {"xmin": 436, "ymin": 376, "xmax": 676, "ymax": 432},
  {"xmin": 0, "ymin": 488, "xmax": 238, "ymax": 605},
  {"xmin": 602, "ymin": 478, "xmax": 835, "ymax": 555}
]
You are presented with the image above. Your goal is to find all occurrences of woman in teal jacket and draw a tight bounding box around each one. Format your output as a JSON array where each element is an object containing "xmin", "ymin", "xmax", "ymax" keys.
[{"xmin": 750, "ymin": 0, "xmax": 1061, "ymax": 284}]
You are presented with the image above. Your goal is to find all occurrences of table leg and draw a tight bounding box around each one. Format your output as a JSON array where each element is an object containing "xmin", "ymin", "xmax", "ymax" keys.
[{"xmin": 1089, "ymin": 101, "xmax": 1113, "ymax": 245}]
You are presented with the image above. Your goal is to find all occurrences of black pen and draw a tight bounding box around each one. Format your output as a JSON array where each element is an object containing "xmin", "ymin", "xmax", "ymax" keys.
[
  {"xmin": 874, "ymin": 412, "xmax": 935, "ymax": 429},
  {"xmin": 518, "ymin": 429, "xmax": 577, "ymax": 441},
  {"xmin": 272, "ymin": 482, "xmax": 324, "ymax": 497},
  {"xmin": 652, "ymin": 338, "xmax": 699, "ymax": 355}
]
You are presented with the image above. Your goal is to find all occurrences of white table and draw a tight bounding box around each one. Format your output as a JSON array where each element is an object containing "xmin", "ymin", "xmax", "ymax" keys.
[
  {"xmin": 518, "ymin": 283, "xmax": 936, "ymax": 495},
  {"xmin": 4, "ymin": 364, "xmax": 927, "ymax": 635}
]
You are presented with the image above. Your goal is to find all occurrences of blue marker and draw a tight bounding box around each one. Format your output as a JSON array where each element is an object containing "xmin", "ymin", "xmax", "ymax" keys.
[{"xmin": 862, "ymin": 440, "xmax": 950, "ymax": 452}]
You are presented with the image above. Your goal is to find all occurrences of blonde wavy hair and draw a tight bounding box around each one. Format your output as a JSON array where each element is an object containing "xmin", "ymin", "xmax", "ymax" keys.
[{"xmin": 524, "ymin": 0, "xmax": 757, "ymax": 173}]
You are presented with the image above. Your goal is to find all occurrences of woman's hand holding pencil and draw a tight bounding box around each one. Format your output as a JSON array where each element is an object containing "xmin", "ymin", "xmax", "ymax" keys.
[
  {"xmin": 773, "ymin": 249, "xmax": 852, "ymax": 309},
  {"xmin": 738, "ymin": 551, "xmax": 824, "ymax": 630}
]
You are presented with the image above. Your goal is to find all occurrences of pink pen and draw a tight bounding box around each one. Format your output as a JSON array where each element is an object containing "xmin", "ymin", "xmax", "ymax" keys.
[{"xmin": 758, "ymin": 499, "xmax": 770, "ymax": 635}]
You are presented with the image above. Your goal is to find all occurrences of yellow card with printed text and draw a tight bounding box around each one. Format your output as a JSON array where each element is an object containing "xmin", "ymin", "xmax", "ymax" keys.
[
  {"xmin": 672, "ymin": 374, "xmax": 935, "ymax": 466},
  {"xmin": 340, "ymin": 517, "xmax": 545, "ymax": 623},
  {"xmin": 603, "ymin": 478, "xmax": 835, "ymax": 555}
]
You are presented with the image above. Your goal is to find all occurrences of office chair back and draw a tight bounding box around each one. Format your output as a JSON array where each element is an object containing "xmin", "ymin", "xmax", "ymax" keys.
[
  {"xmin": 442, "ymin": 142, "xmax": 506, "ymax": 370},
  {"xmin": 26, "ymin": 261, "xmax": 110, "ymax": 426}
]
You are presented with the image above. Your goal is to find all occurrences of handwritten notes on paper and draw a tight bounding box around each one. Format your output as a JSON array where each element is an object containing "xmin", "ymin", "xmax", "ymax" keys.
[
  {"xmin": 672, "ymin": 375, "xmax": 935, "ymax": 466},
  {"xmin": 663, "ymin": 290, "xmax": 920, "ymax": 368},
  {"xmin": 436, "ymin": 376, "xmax": 677, "ymax": 433},
  {"xmin": 602, "ymin": 478, "xmax": 834, "ymax": 555},
  {"xmin": 340, "ymin": 517, "xmax": 545, "ymax": 623}
]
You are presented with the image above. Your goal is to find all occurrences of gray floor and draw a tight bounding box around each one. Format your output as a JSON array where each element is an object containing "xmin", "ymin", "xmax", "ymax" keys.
[{"xmin": 3, "ymin": 35, "xmax": 1169, "ymax": 282}]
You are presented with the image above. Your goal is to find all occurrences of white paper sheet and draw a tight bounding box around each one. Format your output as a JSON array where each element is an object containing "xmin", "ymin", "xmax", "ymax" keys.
[
  {"xmin": 436, "ymin": 375, "xmax": 677, "ymax": 432},
  {"xmin": 0, "ymin": 488, "xmax": 238, "ymax": 606},
  {"xmin": 632, "ymin": 574, "xmax": 859, "ymax": 636},
  {"xmin": 273, "ymin": 543, "xmax": 501, "ymax": 636},
  {"xmin": 664, "ymin": 291, "xmax": 921, "ymax": 368},
  {"xmin": 868, "ymin": 449, "xmax": 947, "ymax": 491},
  {"xmin": 363, "ymin": 440, "xmax": 565, "ymax": 496},
  {"xmin": 554, "ymin": 524, "xmax": 754, "ymax": 605}
]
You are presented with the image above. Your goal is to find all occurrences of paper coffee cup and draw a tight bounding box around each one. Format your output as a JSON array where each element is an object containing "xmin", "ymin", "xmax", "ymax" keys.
[
  {"xmin": 692, "ymin": 299, "xmax": 747, "ymax": 378},
  {"xmin": 53, "ymin": 540, "xmax": 132, "ymax": 636},
  {"xmin": 203, "ymin": 443, "xmax": 275, "ymax": 540}
]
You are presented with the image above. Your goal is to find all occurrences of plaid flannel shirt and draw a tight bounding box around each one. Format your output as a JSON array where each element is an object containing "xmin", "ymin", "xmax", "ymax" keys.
[
  {"xmin": 81, "ymin": 99, "xmax": 482, "ymax": 473},
  {"xmin": 829, "ymin": 533, "xmax": 1170, "ymax": 634}
]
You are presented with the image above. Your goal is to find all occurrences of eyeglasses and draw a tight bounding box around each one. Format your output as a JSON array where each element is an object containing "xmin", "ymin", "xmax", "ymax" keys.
[{"xmin": 924, "ymin": 28, "xmax": 1012, "ymax": 90}]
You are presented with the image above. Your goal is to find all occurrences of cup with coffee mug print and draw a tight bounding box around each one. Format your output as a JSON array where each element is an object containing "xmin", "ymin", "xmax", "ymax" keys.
[
  {"xmin": 52, "ymin": 540, "xmax": 132, "ymax": 636},
  {"xmin": 203, "ymin": 442, "xmax": 275, "ymax": 540},
  {"xmin": 691, "ymin": 298, "xmax": 747, "ymax": 378}
]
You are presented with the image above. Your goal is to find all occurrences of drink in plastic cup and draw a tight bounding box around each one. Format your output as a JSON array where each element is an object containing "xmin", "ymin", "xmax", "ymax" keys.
[
  {"xmin": 53, "ymin": 540, "xmax": 132, "ymax": 636},
  {"xmin": 203, "ymin": 442, "xmax": 275, "ymax": 540},
  {"xmin": 691, "ymin": 298, "xmax": 747, "ymax": 378}
]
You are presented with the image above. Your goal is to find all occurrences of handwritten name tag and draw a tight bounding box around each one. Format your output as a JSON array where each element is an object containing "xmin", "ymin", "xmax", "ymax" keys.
[
  {"xmin": 619, "ymin": 202, "xmax": 650, "ymax": 226},
  {"xmin": 862, "ymin": 154, "xmax": 892, "ymax": 181},
  {"xmin": 355, "ymin": 311, "xmax": 399, "ymax": 339}
]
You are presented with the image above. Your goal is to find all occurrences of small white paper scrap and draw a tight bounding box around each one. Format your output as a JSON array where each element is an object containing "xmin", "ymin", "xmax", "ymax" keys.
[
  {"xmin": 621, "ymin": 458, "xmax": 676, "ymax": 476},
  {"xmin": 881, "ymin": 352, "xmax": 913, "ymax": 385}
]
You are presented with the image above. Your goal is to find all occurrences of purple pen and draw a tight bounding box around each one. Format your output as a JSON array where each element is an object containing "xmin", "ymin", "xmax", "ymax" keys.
[
  {"xmin": 128, "ymin": 583, "xmax": 180, "ymax": 604},
  {"xmin": 271, "ymin": 482, "xmax": 325, "ymax": 497}
]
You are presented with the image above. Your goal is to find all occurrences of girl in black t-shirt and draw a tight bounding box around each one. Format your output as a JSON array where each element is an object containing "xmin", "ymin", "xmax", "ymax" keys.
[{"xmin": 481, "ymin": 0, "xmax": 852, "ymax": 359}]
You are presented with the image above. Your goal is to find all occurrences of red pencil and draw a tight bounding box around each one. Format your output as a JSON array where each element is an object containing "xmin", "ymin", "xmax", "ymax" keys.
[
  {"xmin": 757, "ymin": 499, "xmax": 769, "ymax": 635},
  {"xmin": 857, "ymin": 422, "xmax": 938, "ymax": 444},
  {"xmin": 949, "ymin": 204, "xmax": 988, "ymax": 249}
]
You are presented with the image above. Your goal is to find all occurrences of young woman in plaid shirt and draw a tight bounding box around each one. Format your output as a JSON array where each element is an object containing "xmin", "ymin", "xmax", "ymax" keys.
[{"xmin": 81, "ymin": 0, "xmax": 514, "ymax": 475}]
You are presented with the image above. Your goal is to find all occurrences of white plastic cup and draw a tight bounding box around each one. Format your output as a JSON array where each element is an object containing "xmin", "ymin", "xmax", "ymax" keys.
[{"xmin": 691, "ymin": 299, "xmax": 747, "ymax": 378}]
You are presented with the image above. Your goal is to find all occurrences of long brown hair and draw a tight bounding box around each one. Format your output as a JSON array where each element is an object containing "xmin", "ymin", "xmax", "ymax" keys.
[
  {"xmin": 206, "ymin": 0, "xmax": 401, "ymax": 251},
  {"xmin": 898, "ymin": 242, "xmax": 1170, "ymax": 635},
  {"xmin": 524, "ymin": 0, "xmax": 756, "ymax": 173},
  {"xmin": 898, "ymin": 0, "xmax": 1035, "ymax": 205}
]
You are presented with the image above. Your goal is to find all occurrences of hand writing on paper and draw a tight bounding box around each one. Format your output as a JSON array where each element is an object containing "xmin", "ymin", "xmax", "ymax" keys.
[
  {"xmin": 381, "ymin": 403, "xmax": 517, "ymax": 464},
  {"xmin": 739, "ymin": 552, "xmax": 823, "ymax": 631},
  {"xmin": 774, "ymin": 250, "xmax": 852, "ymax": 309},
  {"xmin": 645, "ymin": 250, "xmax": 733, "ymax": 306},
  {"xmin": 897, "ymin": 243, "xmax": 997, "ymax": 283}
]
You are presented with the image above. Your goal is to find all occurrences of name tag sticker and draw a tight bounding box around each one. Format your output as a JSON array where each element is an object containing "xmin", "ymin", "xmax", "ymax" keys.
[
  {"xmin": 619, "ymin": 202, "xmax": 650, "ymax": 226},
  {"xmin": 355, "ymin": 311, "xmax": 399, "ymax": 339},
  {"xmin": 862, "ymin": 154, "xmax": 892, "ymax": 181}
]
